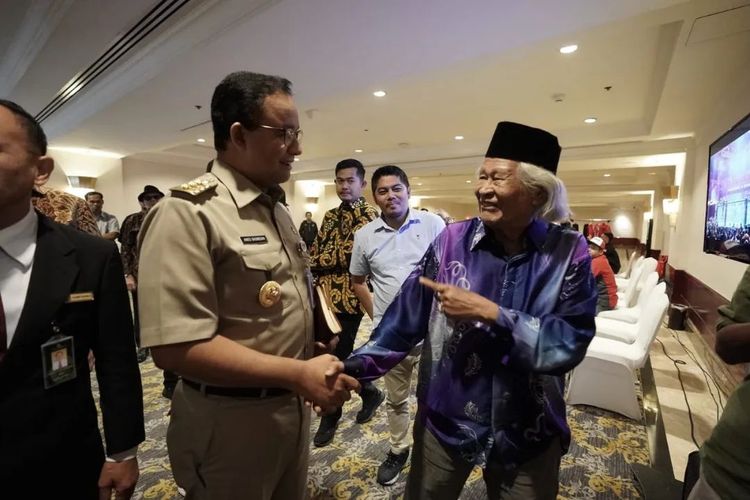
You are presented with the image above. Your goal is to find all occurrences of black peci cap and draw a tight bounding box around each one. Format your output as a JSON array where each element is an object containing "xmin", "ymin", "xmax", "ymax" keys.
[{"xmin": 485, "ymin": 121, "xmax": 561, "ymax": 174}]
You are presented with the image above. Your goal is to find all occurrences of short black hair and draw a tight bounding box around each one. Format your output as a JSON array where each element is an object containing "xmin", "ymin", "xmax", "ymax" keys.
[
  {"xmin": 305, "ymin": 211, "xmax": 312, "ymax": 217},
  {"xmin": 0, "ymin": 99, "xmax": 47, "ymax": 155},
  {"xmin": 371, "ymin": 165, "xmax": 409, "ymax": 194},
  {"xmin": 211, "ymin": 71, "xmax": 293, "ymax": 151},
  {"xmin": 335, "ymin": 158, "xmax": 365, "ymax": 180},
  {"xmin": 85, "ymin": 191, "xmax": 103, "ymax": 200}
]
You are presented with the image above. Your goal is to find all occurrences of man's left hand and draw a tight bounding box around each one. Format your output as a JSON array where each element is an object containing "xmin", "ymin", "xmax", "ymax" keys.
[
  {"xmin": 98, "ymin": 457, "xmax": 139, "ymax": 500},
  {"xmin": 419, "ymin": 277, "xmax": 499, "ymax": 324}
]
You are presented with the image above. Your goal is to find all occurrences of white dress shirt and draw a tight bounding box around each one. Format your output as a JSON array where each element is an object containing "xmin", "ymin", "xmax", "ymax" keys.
[{"xmin": 0, "ymin": 205, "xmax": 37, "ymax": 347}]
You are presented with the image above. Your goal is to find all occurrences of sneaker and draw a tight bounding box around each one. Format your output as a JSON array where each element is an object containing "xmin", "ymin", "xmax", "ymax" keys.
[
  {"xmin": 356, "ymin": 386, "xmax": 385, "ymax": 424},
  {"xmin": 137, "ymin": 348, "xmax": 149, "ymax": 363},
  {"xmin": 377, "ymin": 449, "xmax": 409, "ymax": 486},
  {"xmin": 313, "ymin": 411, "xmax": 341, "ymax": 447},
  {"xmin": 162, "ymin": 385, "xmax": 175, "ymax": 400}
]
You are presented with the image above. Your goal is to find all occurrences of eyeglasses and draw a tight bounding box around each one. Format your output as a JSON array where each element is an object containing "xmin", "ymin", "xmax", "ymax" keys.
[{"xmin": 258, "ymin": 124, "xmax": 303, "ymax": 148}]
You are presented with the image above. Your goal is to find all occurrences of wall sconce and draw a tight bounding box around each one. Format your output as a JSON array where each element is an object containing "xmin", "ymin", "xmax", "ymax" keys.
[
  {"xmin": 304, "ymin": 197, "xmax": 319, "ymax": 213},
  {"xmin": 65, "ymin": 175, "xmax": 97, "ymax": 198},
  {"xmin": 663, "ymin": 198, "xmax": 679, "ymax": 227},
  {"xmin": 662, "ymin": 198, "xmax": 679, "ymax": 215}
]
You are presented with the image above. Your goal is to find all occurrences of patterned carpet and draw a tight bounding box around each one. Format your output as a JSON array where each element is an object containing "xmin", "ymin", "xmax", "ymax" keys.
[{"xmin": 96, "ymin": 319, "xmax": 650, "ymax": 499}]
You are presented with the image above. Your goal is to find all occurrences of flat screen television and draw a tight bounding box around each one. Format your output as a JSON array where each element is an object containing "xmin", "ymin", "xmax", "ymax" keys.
[{"xmin": 704, "ymin": 112, "xmax": 750, "ymax": 263}]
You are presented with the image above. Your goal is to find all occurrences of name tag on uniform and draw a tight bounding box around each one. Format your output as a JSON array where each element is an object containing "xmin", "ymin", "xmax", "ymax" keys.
[
  {"xmin": 41, "ymin": 335, "xmax": 76, "ymax": 389},
  {"xmin": 66, "ymin": 292, "xmax": 95, "ymax": 303},
  {"xmin": 241, "ymin": 235, "xmax": 268, "ymax": 245}
]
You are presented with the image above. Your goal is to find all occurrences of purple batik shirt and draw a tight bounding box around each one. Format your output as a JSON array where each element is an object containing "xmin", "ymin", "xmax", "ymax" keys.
[{"xmin": 344, "ymin": 217, "xmax": 597, "ymax": 469}]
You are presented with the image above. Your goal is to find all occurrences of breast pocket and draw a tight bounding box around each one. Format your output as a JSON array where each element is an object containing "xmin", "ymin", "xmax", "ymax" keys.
[{"xmin": 239, "ymin": 250, "xmax": 284, "ymax": 314}]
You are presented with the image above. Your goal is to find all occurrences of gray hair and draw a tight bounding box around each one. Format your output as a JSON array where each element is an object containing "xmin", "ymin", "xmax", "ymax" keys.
[{"xmin": 516, "ymin": 162, "xmax": 570, "ymax": 223}]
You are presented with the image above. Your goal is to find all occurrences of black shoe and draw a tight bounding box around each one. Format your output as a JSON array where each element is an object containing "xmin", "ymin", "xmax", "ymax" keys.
[
  {"xmin": 162, "ymin": 385, "xmax": 175, "ymax": 400},
  {"xmin": 137, "ymin": 348, "xmax": 149, "ymax": 363},
  {"xmin": 377, "ymin": 449, "xmax": 410, "ymax": 486},
  {"xmin": 356, "ymin": 386, "xmax": 385, "ymax": 424},
  {"xmin": 313, "ymin": 412, "xmax": 341, "ymax": 447}
]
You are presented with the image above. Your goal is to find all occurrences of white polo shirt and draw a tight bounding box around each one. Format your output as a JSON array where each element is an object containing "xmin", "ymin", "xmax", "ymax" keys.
[{"xmin": 350, "ymin": 209, "xmax": 445, "ymax": 327}]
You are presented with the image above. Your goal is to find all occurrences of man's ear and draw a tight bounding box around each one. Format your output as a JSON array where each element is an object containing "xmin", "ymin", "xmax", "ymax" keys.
[
  {"xmin": 33, "ymin": 156, "xmax": 54, "ymax": 187},
  {"xmin": 228, "ymin": 122, "xmax": 246, "ymax": 150}
]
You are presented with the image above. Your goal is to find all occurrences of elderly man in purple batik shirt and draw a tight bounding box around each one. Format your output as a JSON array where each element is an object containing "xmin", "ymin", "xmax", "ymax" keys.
[{"xmin": 343, "ymin": 121, "xmax": 597, "ymax": 499}]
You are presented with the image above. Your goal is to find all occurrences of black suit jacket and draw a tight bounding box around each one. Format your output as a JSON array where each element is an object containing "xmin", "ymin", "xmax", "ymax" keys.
[{"xmin": 0, "ymin": 214, "xmax": 145, "ymax": 491}]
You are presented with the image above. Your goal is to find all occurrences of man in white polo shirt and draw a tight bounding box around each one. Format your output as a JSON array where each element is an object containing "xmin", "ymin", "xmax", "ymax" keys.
[{"xmin": 350, "ymin": 165, "xmax": 445, "ymax": 485}]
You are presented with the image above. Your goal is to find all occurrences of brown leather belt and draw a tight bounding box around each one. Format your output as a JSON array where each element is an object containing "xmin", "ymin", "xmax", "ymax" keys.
[{"xmin": 182, "ymin": 379, "xmax": 290, "ymax": 398}]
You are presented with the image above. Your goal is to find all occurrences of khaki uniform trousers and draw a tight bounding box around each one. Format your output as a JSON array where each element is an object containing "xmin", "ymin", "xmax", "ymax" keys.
[
  {"xmin": 167, "ymin": 381, "xmax": 310, "ymax": 500},
  {"xmin": 384, "ymin": 344, "xmax": 421, "ymax": 453}
]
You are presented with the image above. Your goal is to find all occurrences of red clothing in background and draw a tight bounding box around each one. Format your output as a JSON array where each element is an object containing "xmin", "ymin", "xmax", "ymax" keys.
[{"xmin": 592, "ymin": 254, "xmax": 618, "ymax": 308}]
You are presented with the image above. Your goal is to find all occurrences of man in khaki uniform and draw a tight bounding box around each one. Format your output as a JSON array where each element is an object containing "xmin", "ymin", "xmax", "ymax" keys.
[{"xmin": 137, "ymin": 71, "xmax": 359, "ymax": 500}]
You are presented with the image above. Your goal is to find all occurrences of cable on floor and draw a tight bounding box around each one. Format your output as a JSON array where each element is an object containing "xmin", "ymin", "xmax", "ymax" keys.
[{"xmin": 654, "ymin": 336, "xmax": 701, "ymax": 449}]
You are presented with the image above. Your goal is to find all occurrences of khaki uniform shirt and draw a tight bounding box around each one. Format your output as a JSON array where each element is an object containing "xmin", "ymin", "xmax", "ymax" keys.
[{"xmin": 137, "ymin": 160, "xmax": 314, "ymax": 371}]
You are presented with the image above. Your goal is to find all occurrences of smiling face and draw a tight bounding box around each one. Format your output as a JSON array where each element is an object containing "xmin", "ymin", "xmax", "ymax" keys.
[
  {"xmin": 374, "ymin": 175, "xmax": 410, "ymax": 222},
  {"xmin": 475, "ymin": 158, "xmax": 542, "ymax": 234},
  {"xmin": 229, "ymin": 92, "xmax": 302, "ymax": 189}
]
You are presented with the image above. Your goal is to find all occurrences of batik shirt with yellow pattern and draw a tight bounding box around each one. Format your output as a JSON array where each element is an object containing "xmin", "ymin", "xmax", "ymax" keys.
[{"xmin": 309, "ymin": 198, "xmax": 378, "ymax": 314}]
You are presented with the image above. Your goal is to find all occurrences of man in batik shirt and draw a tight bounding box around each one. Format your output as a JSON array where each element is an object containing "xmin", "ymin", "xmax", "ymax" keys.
[
  {"xmin": 344, "ymin": 122, "xmax": 597, "ymax": 499},
  {"xmin": 309, "ymin": 158, "xmax": 383, "ymax": 447},
  {"xmin": 32, "ymin": 185, "xmax": 100, "ymax": 236}
]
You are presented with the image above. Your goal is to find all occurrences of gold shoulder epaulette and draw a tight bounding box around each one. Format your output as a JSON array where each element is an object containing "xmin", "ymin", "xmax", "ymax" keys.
[{"xmin": 171, "ymin": 174, "xmax": 218, "ymax": 196}]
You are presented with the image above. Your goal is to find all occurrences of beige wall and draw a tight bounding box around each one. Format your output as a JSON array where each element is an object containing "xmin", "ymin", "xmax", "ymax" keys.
[
  {"xmin": 95, "ymin": 158, "xmax": 204, "ymax": 224},
  {"xmin": 668, "ymin": 65, "xmax": 750, "ymax": 299}
]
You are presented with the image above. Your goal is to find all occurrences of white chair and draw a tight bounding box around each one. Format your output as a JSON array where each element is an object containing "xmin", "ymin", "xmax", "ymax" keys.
[
  {"xmin": 566, "ymin": 292, "xmax": 669, "ymax": 419},
  {"xmin": 598, "ymin": 272, "xmax": 659, "ymax": 321},
  {"xmin": 616, "ymin": 255, "xmax": 644, "ymax": 289},
  {"xmin": 594, "ymin": 282, "xmax": 667, "ymax": 343},
  {"xmin": 616, "ymin": 257, "xmax": 656, "ymax": 308},
  {"xmin": 617, "ymin": 251, "xmax": 639, "ymax": 279}
]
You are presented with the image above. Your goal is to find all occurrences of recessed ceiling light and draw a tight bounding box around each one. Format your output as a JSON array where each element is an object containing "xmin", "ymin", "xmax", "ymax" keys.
[
  {"xmin": 465, "ymin": 180, "xmax": 472, "ymax": 184},
  {"xmin": 649, "ymin": 172, "xmax": 657, "ymax": 175},
  {"xmin": 373, "ymin": 90, "xmax": 386, "ymax": 97},
  {"xmin": 603, "ymin": 173, "xmax": 611, "ymax": 177},
  {"xmin": 454, "ymin": 135, "xmax": 464, "ymax": 141},
  {"xmin": 417, "ymin": 182, "xmax": 423, "ymax": 186},
  {"xmin": 584, "ymin": 117, "xmax": 597, "ymax": 124},
  {"xmin": 560, "ymin": 44, "xmax": 578, "ymax": 54},
  {"xmin": 196, "ymin": 138, "xmax": 206, "ymax": 143},
  {"xmin": 354, "ymin": 148, "xmax": 363, "ymax": 153},
  {"xmin": 293, "ymin": 157, "xmax": 300, "ymax": 162}
]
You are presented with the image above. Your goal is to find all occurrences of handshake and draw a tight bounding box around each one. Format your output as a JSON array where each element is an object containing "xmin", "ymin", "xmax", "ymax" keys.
[{"xmin": 296, "ymin": 353, "xmax": 361, "ymax": 415}]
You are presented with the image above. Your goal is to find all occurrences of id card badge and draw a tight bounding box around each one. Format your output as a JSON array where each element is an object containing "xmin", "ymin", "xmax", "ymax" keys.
[{"xmin": 41, "ymin": 334, "xmax": 76, "ymax": 389}]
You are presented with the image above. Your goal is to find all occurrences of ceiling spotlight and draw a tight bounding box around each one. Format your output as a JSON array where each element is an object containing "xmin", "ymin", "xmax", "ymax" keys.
[
  {"xmin": 603, "ymin": 173, "xmax": 611, "ymax": 177},
  {"xmin": 373, "ymin": 90, "xmax": 387, "ymax": 97},
  {"xmin": 417, "ymin": 182, "xmax": 423, "ymax": 186},
  {"xmin": 294, "ymin": 157, "xmax": 300, "ymax": 162},
  {"xmin": 560, "ymin": 44, "xmax": 578, "ymax": 54},
  {"xmin": 354, "ymin": 149, "xmax": 363, "ymax": 153},
  {"xmin": 649, "ymin": 172, "xmax": 657, "ymax": 175},
  {"xmin": 465, "ymin": 180, "xmax": 472, "ymax": 184},
  {"xmin": 196, "ymin": 138, "xmax": 206, "ymax": 143},
  {"xmin": 454, "ymin": 135, "xmax": 464, "ymax": 141},
  {"xmin": 584, "ymin": 117, "xmax": 597, "ymax": 124}
]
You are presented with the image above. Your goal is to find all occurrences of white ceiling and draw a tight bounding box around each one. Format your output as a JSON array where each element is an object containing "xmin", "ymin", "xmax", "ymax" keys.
[{"xmin": 2, "ymin": 0, "xmax": 750, "ymax": 213}]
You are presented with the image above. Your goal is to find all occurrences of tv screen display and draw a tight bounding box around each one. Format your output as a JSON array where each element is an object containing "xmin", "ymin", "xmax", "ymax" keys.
[{"xmin": 704, "ymin": 112, "xmax": 750, "ymax": 263}]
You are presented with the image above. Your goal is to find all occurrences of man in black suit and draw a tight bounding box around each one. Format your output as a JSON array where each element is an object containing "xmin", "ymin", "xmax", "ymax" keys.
[{"xmin": 0, "ymin": 100, "xmax": 145, "ymax": 498}]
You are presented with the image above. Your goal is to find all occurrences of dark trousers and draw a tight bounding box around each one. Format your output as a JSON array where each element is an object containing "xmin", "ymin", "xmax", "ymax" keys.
[
  {"xmin": 334, "ymin": 313, "xmax": 364, "ymax": 360},
  {"xmin": 406, "ymin": 419, "xmax": 561, "ymax": 500},
  {"xmin": 329, "ymin": 313, "xmax": 376, "ymax": 417},
  {"xmin": 131, "ymin": 288, "xmax": 141, "ymax": 346}
]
